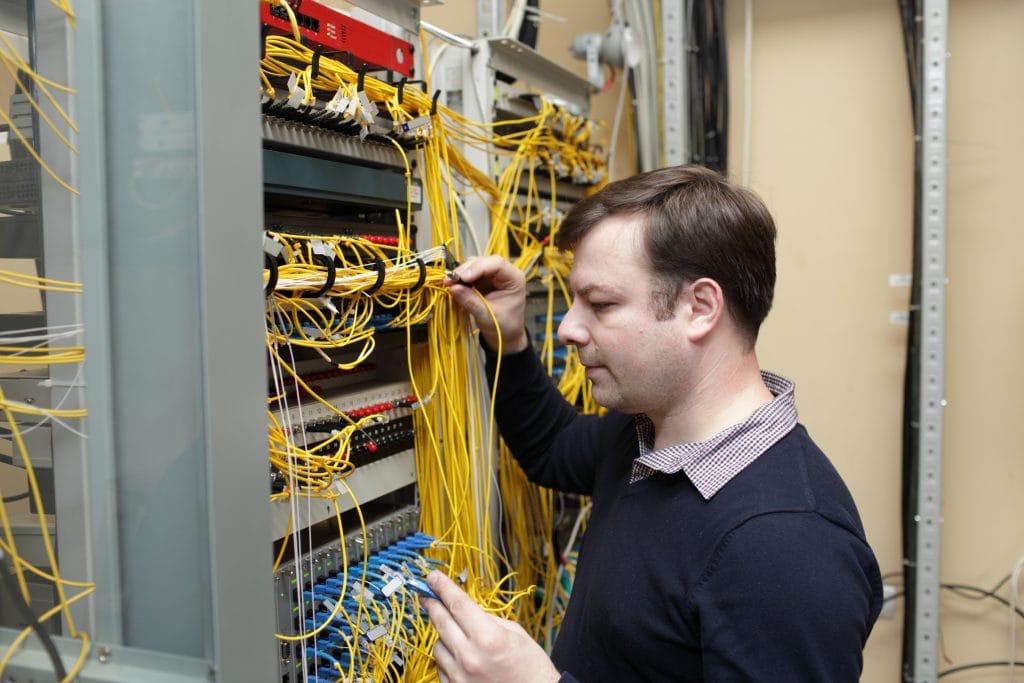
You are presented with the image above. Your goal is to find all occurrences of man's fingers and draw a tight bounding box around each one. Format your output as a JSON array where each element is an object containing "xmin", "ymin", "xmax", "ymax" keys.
[
  {"xmin": 427, "ymin": 571, "xmax": 494, "ymax": 633},
  {"xmin": 433, "ymin": 637, "xmax": 455, "ymax": 681},
  {"xmin": 424, "ymin": 592, "xmax": 468, "ymax": 652},
  {"xmin": 448, "ymin": 256, "xmax": 524, "ymax": 292}
]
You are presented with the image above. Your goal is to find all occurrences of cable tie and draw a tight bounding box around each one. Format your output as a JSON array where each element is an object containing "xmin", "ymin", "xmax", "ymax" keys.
[
  {"xmin": 260, "ymin": 24, "xmax": 270, "ymax": 60},
  {"xmin": 264, "ymin": 253, "xmax": 279, "ymax": 298},
  {"xmin": 396, "ymin": 77, "xmax": 408, "ymax": 104},
  {"xmin": 408, "ymin": 258, "xmax": 427, "ymax": 293},
  {"xmin": 363, "ymin": 257, "xmax": 386, "ymax": 296},
  {"xmin": 306, "ymin": 254, "xmax": 336, "ymax": 298},
  {"xmin": 310, "ymin": 44, "xmax": 323, "ymax": 79},
  {"xmin": 357, "ymin": 64, "xmax": 368, "ymax": 93}
]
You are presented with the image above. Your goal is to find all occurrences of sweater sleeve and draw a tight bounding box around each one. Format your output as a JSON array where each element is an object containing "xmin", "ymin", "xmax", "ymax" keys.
[
  {"xmin": 692, "ymin": 511, "xmax": 881, "ymax": 682},
  {"xmin": 485, "ymin": 344, "xmax": 623, "ymax": 495}
]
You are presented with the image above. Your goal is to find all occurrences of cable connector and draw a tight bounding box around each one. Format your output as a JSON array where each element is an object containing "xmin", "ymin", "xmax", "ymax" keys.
[{"xmin": 442, "ymin": 244, "xmax": 461, "ymax": 283}]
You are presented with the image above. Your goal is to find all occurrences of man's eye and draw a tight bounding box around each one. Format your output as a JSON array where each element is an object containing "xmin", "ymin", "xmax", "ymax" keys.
[{"xmin": 589, "ymin": 302, "xmax": 612, "ymax": 311}]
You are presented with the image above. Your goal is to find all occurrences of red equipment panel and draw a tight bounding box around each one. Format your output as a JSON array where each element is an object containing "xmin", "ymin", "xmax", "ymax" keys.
[{"xmin": 261, "ymin": 0, "xmax": 414, "ymax": 78}]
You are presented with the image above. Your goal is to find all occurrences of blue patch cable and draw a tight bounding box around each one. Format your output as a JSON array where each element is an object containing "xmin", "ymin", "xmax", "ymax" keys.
[{"xmin": 298, "ymin": 533, "xmax": 441, "ymax": 676}]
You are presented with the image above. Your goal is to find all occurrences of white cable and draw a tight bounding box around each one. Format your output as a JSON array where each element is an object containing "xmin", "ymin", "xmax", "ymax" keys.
[
  {"xmin": 268, "ymin": 302, "xmax": 311, "ymax": 682},
  {"xmin": 278, "ymin": 304, "xmax": 321, "ymax": 679},
  {"xmin": 624, "ymin": 0, "xmax": 659, "ymax": 170},
  {"xmin": 11, "ymin": 364, "xmax": 87, "ymax": 439},
  {"xmin": 273, "ymin": 245, "xmax": 449, "ymax": 292},
  {"xmin": 741, "ymin": 0, "xmax": 753, "ymax": 186},
  {"xmin": 501, "ymin": 0, "xmax": 529, "ymax": 38},
  {"xmin": 606, "ymin": 64, "xmax": 632, "ymax": 179},
  {"xmin": 1010, "ymin": 554, "xmax": 1024, "ymax": 682},
  {"xmin": 428, "ymin": 43, "xmax": 449, "ymax": 85},
  {"xmin": 0, "ymin": 322, "xmax": 82, "ymax": 338},
  {"xmin": 0, "ymin": 327, "xmax": 82, "ymax": 344},
  {"xmin": 453, "ymin": 192, "xmax": 486, "ymax": 257}
]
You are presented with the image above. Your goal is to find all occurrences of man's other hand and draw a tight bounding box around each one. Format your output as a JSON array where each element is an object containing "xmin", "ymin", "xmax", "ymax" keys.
[{"xmin": 424, "ymin": 570, "xmax": 560, "ymax": 683}]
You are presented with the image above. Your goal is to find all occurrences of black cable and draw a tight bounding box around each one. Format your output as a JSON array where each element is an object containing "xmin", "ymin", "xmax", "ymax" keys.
[
  {"xmin": 0, "ymin": 551, "xmax": 68, "ymax": 681},
  {"xmin": 898, "ymin": 2, "xmax": 923, "ymax": 679},
  {"xmin": 2, "ymin": 491, "xmax": 30, "ymax": 503},
  {"xmin": 686, "ymin": 0, "xmax": 728, "ymax": 173},
  {"xmin": 708, "ymin": 0, "xmax": 728, "ymax": 172},
  {"xmin": 898, "ymin": 0, "xmax": 919, "ymax": 124},
  {"xmin": 941, "ymin": 583, "xmax": 1024, "ymax": 621},
  {"xmin": 937, "ymin": 661, "xmax": 1024, "ymax": 678},
  {"xmin": 876, "ymin": 576, "xmax": 1024, "ymax": 620},
  {"xmin": 688, "ymin": 0, "xmax": 707, "ymax": 165}
]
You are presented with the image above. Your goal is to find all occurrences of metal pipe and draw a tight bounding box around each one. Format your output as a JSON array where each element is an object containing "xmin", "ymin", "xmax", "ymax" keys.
[{"xmin": 421, "ymin": 20, "xmax": 478, "ymax": 53}]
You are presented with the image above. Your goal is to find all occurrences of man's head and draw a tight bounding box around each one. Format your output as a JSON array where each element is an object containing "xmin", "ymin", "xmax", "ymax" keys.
[{"xmin": 556, "ymin": 164, "xmax": 777, "ymax": 347}]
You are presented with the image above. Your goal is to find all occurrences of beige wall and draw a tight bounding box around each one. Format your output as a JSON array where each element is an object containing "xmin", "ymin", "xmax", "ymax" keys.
[
  {"xmin": 725, "ymin": 1, "xmax": 911, "ymax": 676},
  {"xmin": 422, "ymin": 0, "xmax": 1024, "ymax": 679},
  {"xmin": 727, "ymin": 0, "xmax": 1024, "ymax": 679}
]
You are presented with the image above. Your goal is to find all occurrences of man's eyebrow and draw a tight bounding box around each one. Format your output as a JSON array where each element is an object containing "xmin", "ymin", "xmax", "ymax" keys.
[{"xmin": 570, "ymin": 282, "xmax": 624, "ymax": 298}]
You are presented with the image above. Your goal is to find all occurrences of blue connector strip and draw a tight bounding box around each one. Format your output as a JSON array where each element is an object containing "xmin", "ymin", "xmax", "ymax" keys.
[{"xmin": 296, "ymin": 531, "xmax": 441, "ymax": 676}]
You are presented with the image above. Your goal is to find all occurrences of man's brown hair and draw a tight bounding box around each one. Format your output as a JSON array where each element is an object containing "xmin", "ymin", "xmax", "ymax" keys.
[{"xmin": 556, "ymin": 164, "xmax": 777, "ymax": 345}]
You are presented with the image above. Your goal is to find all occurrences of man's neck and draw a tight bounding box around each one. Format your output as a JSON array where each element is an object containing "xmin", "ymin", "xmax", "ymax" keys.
[{"xmin": 649, "ymin": 349, "xmax": 773, "ymax": 451}]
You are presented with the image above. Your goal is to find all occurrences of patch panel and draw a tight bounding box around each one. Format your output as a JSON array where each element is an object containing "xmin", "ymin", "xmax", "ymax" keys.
[
  {"xmin": 304, "ymin": 415, "xmax": 415, "ymax": 467},
  {"xmin": 275, "ymin": 506, "xmax": 424, "ymax": 682},
  {"xmin": 270, "ymin": 448, "xmax": 416, "ymax": 540},
  {"xmin": 271, "ymin": 381, "xmax": 414, "ymax": 428}
]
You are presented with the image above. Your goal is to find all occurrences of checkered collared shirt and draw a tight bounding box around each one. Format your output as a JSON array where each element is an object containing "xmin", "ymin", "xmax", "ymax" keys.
[{"xmin": 629, "ymin": 371, "xmax": 798, "ymax": 499}]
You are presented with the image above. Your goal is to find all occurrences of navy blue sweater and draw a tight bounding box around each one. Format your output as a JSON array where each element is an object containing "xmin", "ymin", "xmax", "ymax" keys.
[{"xmin": 487, "ymin": 347, "xmax": 882, "ymax": 682}]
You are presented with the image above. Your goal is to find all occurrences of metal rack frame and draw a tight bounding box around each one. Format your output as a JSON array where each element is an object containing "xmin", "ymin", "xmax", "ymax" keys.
[
  {"xmin": 2, "ymin": 0, "xmax": 273, "ymax": 680},
  {"xmin": 913, "ymin": 0, "xmax": 948, "ymax": 680}
]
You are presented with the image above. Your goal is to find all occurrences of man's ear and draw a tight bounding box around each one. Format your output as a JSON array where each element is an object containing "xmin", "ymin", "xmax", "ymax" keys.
[{"xmin": 685, "ymin": 278, "xmax": 725, "ymax": 342}]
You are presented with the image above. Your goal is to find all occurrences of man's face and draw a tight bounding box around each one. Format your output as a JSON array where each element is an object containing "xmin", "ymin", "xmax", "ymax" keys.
[{"xmin": 558, "ymin": 215, "xmax": 691, "ymax": 417}]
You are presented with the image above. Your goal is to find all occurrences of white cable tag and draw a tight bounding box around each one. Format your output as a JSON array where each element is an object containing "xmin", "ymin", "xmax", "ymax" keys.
[
  {"xmin": 381, "ymin": 575, "xmax": 404, "ymax": 598},
  {"xmin": 345, "ymin": 96, "xmax": 360, "ymax": 118},
  {"xmin": 357, "ymin": 91, "xmax": 378, "ymax": 118},
  {"xmin": 317, "ymin": 297, "xmax": 338, "ymax": 314},
  {"xmin": 328, "ymin": 89, "xmax": 350, "ymax": 114},
  {"xmin": 365, "ymin": 624, "xmax": 387, "ymax": 642},
  {"xmin": 351, "ymin": 581, "xmax": 375, "ymax": 604},
  {"xmin": 310, "ymin": 239, "xmax": 332, "ymax": 257},
  {"xmin": 397, "ymin": 116, "xmax": 430, "ymax": 135},
  {"xmin": 263, "ymin": 234, "xmax": 284, "ymax": 258},
  {"xmin": 372, "ymin": 115, "xmax": 393, "ymax": 135},
  {"xmin": 286, "ymin": 73, "xmax": 306, "ymax": 109}
]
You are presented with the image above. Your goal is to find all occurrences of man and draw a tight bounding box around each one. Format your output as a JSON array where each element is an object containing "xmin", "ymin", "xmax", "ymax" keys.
[{"xmin": 424, "ymin": 165, "xmax": 882, "ymax": 682}]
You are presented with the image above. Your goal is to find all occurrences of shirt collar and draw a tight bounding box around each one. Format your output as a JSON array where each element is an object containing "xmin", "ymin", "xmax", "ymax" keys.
[{"xmin": 630, "ymin": 371, "xmax": 798, "ymax": 499}]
